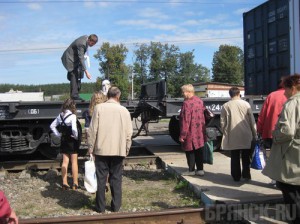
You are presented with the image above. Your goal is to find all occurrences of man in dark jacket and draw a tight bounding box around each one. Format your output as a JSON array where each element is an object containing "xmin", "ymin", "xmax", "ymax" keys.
[{"xmin": 61, "ymin": 34, "xmax": 98, "ymax": 100}]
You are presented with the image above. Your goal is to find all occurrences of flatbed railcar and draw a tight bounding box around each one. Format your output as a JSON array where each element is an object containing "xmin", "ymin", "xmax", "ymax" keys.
[{"xmin": 0, "ymin": 80, "xmax": 265, "ymax": 159}]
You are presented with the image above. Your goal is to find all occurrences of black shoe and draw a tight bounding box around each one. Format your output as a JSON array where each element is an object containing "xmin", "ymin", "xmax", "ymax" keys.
[
  {"xmin": 62, "ymin": 184, "xmax": 70, "ymax": 190},
  {"xmin": 72, "ymin": 184, "xmax": 80, "ymax": 190},
  {"xmin": 243, "ymin": 177, "xmax": 251, "ymax": 182}
]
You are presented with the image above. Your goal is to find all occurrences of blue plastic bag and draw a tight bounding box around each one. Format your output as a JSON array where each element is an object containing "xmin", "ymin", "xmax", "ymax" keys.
[{"xmin": 251, "ymin": 142, "xmax": 266, "ymax": 170}]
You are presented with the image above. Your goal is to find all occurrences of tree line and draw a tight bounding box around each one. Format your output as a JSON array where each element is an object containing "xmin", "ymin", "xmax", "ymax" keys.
[{"xmin": 0, "ymin": 43, "xmax": 244, "ymax": 100}]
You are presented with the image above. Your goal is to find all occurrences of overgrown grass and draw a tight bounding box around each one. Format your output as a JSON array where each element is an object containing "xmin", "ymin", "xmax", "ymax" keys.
[{"xmin": 89, "ymin": 170, "xmax": 200, "ymax": 211}]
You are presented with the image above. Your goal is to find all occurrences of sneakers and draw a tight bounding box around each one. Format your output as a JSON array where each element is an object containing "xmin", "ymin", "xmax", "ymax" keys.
[
  {"xmin": 195, "ymin": 170, "xmax": 205, "ymax": 176},
  {"xmin": 182, "ymin": 170, "xmax": 205, "ymax": 176},
  {"xmin": 270, "ymin": 180, "xmax": 276, "ymax": 185},
  {"xmin": 181, "ymin": 171, "xmax": 195, "ymax": 176}
]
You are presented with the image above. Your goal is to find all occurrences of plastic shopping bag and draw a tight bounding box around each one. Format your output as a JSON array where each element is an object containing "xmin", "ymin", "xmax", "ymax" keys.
[
  {"xmin": 84, "ymin": 155, "xmax": 97, "ymax": 193},
  {"xmin": 251, "ymin": 142, "xmax": 266, "ymax": 170}
]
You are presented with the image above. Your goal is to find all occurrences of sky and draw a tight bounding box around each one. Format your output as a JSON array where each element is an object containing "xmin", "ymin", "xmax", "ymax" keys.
[{"xmin": 0, "ymin": 0, "xmax": 267, "ymax": 86}]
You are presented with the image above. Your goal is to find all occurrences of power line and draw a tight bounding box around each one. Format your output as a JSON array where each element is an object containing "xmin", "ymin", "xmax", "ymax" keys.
[
  {"xmin": 0, "ymin": 36, "xmax": 242, "ymax": 54},
  {"xmin": 0, "ymin": 0, "xmax": 259, "ymax": 5}
]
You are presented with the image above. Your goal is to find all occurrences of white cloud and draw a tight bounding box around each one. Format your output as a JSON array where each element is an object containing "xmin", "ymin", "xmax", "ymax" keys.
[
  {"xmin": 181, "ymin": 13, "xmax": 239, "ymax": 28},
  {"xmin": 83, "ymin": 0, "xmax": 110, "ymax": 8},
  {"xmin": 116, "ymin": 19, "xmax": 177, "ymax": 31},
  {"xmin": 139, "ymin": 8, "xmax": 169, "ymax": 20},
  {"xmin": 108, "ymin": 27, "xmax": 243, "ymax": 50},
  {"xmin": 0, "ymin": 15, "xmax": 5, "ymax": 21},
  {"xmin": 151, "ymin": 28, "xmax": 243, "ymax": 48},
  {"xmin": 184, "ymin": 11, "xmax": 204, "ymax": 17},
  {"xmin": 27, "ymin": 3, "xmax": 42, "ymax": 10},
  {"xmin": 234, "ymin": 8, "xmax": 251, "ymax": 15},
  {"xmin": 168, "ymin": 0, "xmax": 183, "ymax": 7},
  {"xmin": 84, "ymin": 0, "xmax": 138, "ymax": 8},
  {"xmin": 182, "ymin": 20, "xmax": 199, "ymax": 26}
]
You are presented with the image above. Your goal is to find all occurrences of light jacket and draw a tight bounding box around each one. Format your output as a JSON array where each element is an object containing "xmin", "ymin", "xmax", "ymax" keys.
[
  {"xmin": 220, "ymin": 98, "xmax": 257, "ymax": 150},
  {"xmin": 88, "ymin": 99, "xmax": 133, "ymax": 157},
  {"xmin": 262, "ymin": 92, "xmax": 300, "ymax": 185},
  {"xmin": 179, "ymin": 96, "xmax": 206, "ymax": 151},
  {"xmin": 257, "ymin": 89, "xmax": 287, "ymax": 139}
]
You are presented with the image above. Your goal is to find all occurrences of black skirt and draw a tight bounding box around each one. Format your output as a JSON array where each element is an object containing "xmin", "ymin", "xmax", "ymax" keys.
[{"xmin": 60, "ymin": 126, "xmax": 79, "ymax": 154}]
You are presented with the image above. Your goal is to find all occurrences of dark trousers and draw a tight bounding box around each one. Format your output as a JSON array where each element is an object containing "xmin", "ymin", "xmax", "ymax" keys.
[
  {"xmin": 230, "ymin": 149, "xmax": 251, "ymax": 181},
  {"xmin": 67, "ymin": 68, "xmax": 83, "ymax": 99},
  {"xmin": 95, "ymin": 155, "xmax": 124, "ymax": 213},
  {"xmin": 276, "ymin": 181, "xmax": 300, "ymax": 224},
  {"xmin": 262, "ymin": 138, "xmax": 273, "ymax": 149},
  {"xmin": 185, "ymin": 146, "xmax": 204, "ymax": 171}
]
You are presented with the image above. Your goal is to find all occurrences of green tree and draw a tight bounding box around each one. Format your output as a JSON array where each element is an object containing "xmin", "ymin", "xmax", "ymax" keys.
[
  {"xmin": 133, "ymin": 43, "xmax": 150, "ymax": 97},
  {"xmin": 133, "ymin": 42, "xmax": 210, "ymax": 98},
  {"xmin": 169, "ymin": 51, "xmax": 211, "ymax": 97},
  {"xmin": 94, "ymin": 42, "xmax": 130, "ymax": 99},
  {"xmin": 212, "ymin": 45, "xmax": 244, "ymax": 84},
  {"xmin": 95, "ymin": 77, "xmax": 102, "ymax": 92},
  {"xmin": 149, "ymin": 42, "xmax": 164, "ymax": 81},
  {"xmin": 194, "ymin": 64, "xmax": 210, "ymax": 83},
  {"xmin": 162, "ymin": 44, "xmax": 179, "ymax": 97}
]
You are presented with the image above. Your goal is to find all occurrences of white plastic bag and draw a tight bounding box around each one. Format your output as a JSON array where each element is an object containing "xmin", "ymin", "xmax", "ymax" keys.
[{"xmin": 84, "ymin": 155, "xmax": 97, "ymax": 193}]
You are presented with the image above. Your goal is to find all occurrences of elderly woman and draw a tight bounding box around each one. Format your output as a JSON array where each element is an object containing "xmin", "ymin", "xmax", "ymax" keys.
[
  {"xmin": 262, "ymin": 74, "xmax": 300, "ymax": 223},
  {"xmin": 179, "ymin": 84, "xmax": 206, "ymax": 176}
]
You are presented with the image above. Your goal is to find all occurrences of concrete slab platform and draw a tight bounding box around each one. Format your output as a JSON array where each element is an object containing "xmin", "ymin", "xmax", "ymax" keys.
[
  {"xmin": 133, "ymin": 135, "xmax": 282, "ymax": 206},
  {"xmin": 133, "ymin": 135, "xmax": 289, "ymax": 223}
]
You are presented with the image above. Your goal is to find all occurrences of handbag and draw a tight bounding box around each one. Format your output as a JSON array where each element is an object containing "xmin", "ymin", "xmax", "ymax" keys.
[
  {"xmin": 203, "ymin": 141, "xmax": 214, "ymax": 165},
  {"xmin": 84, "ymin": 155, "xmax": 97, "ymax": 193},
  {"xmin": 204, "ymin": 108, "xmax": 215, "ymax": 125},
  {"xmin": 251, "ymin": 142, "xmax": 266, "ymax": 170}
]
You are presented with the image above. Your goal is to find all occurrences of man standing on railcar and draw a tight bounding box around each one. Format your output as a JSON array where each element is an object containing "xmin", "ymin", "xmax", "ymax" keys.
[
  {"xmin": 61, "ymin": 34, "xmax": 98, "ymax": 101},
  {"xmin": 88, "ymin": 86, "xmax": 133, "ymax": 213}
]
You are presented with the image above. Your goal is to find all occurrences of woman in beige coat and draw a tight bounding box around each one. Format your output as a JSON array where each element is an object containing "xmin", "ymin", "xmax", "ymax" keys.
[
  {"xmin": 262, "ymin": 74, "xmax": 300, "ymax": 223},
  {"xmin": 220, "ymin": 87, "xmax": 257, "ymax": 181}
]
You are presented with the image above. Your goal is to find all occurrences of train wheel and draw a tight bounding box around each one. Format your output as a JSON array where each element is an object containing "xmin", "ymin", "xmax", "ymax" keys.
[
  {"xmin": 39, "ymin": 143, "xmax": 60, "ymax": 159},
  {"xmin": 78, "ymin": 147, "xmax": 88, "ymax": 157},
  {"xmin": 169, "ymin": 116, "xmax": 180, "ymax": 144}
]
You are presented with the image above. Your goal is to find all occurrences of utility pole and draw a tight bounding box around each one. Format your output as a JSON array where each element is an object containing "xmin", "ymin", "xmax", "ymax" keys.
[{"xmin": 131, "ymin": 72, "xmax": 134, "ymax": 100}]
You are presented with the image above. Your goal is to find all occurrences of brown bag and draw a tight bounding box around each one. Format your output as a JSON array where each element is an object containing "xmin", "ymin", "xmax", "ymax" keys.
[{"xmin": 204, "ymin": 108, "xmax": 215, "ymax": 124}]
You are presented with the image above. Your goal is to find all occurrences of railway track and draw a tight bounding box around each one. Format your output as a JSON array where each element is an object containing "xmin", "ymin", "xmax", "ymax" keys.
[
  {"xmin": 20, "ymin": 208, "xmax": 205, "ymax": 224},
  {"xmin": 0, "ymin": 145, "xmax": 160, "ymax": 171},
  {"xmin": 0, "ymin": 155, "xmax": 160, "ymax": 171}
]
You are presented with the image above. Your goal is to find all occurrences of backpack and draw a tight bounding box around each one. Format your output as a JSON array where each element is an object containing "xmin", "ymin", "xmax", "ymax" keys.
[
  {"xmin": 59, "ymin": 114, "xmax": 82, "ymax": 143},
  {"xmin": 50, "ymin": 114, "xmax": 72, "ymax": 147},
  {"xmin": 58, "ymin": 114, "xmax": 72, "ymax": 138}
]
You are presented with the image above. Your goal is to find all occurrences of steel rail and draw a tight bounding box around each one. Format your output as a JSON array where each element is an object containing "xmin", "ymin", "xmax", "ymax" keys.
[
  {"xmin": 0, "ymin": 155, "xmax": 160, "ymax": 171},
  {"xmin": 20, "ymin": 207, "xmax": 205, "ymax": 224}
]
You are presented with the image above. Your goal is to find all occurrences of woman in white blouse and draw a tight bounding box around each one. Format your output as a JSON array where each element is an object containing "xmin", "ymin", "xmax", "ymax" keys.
[{"xmin": 50, "ymin": 99, "xmax": 79, "ymax": 190}]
